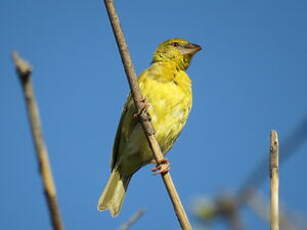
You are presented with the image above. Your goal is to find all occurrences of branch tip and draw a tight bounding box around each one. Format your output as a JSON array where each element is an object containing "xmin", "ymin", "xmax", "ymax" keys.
[
  {"xmin": 12, "ymin": 51, "xmax": 32, "ymax": 79},
  {"xmin": 270, "ymin": 130, "xmax": 279, "ymax": 230}
]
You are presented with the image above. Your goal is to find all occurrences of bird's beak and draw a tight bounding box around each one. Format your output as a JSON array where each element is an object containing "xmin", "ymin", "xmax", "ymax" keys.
[{"xmin": 181, "ymin": 43, "xmax": 202, "ymax": 55}]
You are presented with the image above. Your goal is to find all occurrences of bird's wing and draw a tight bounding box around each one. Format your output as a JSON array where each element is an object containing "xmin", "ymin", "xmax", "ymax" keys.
[{"xmin": 111, "ymin": 94, "xmax": 138, "ymax": 170}]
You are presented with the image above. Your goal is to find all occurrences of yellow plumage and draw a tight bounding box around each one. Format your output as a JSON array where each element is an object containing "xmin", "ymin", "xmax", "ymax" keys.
[{"xmin": 97, "ymin": 38, "xmax": 201, "ymax": 216}]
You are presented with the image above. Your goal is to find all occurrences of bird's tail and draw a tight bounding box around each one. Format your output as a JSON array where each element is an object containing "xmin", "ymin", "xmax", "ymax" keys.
[{"xmin": 97, "ymin": 169, "xmax": 131, "ymax": 216}]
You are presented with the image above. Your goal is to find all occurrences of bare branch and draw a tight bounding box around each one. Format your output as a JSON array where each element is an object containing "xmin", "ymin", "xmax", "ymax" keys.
[
  {"xmin": 12, "ymin": 51, "xmax": 65, "ymax": 230},
  {"xmin": 102, "ymin": 1, "xmax": 192, "ymax": 229},
  {"xmin": 118, "ymin": 210, "xmax": 145, "ymax": 230},
  {"xmin": 248, "ymin": 190, "xmax": 297, "ymax": 230},
  {"xmin": 237, "ymin": 117, "xmax": 307, "ymax": 205},
  {"xmin": 194, "ymin": 120, "xmax": 307, "ymax": 228},
  {"xmin": 270, "ymin": 130, "xmax": 279, "ymax": 230}
]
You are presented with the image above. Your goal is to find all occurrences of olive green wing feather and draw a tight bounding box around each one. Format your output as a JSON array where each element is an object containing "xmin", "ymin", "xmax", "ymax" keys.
[{"xmin": 111, "ymin": 94, "xmax": 138, "ymax": 169}]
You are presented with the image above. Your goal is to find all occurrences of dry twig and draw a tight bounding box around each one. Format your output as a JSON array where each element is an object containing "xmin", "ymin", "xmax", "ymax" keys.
[
  {"xmin": 194, "ymin": 121, "xmax": 307, "ymax": 228},
  {"xmin": 12, "ymin": 51, "xmax": 65, "ymax": 230},
  {"xmin": 270, "ymin": 130, "xmax": 279, "ymax": 230},
  {"xmin": 102, "ymin": 1, "xmax": 192, "ymax": 230},
  {"xmin": 118, "ymin": 210, "xmax": 145, "ymax": 230},
  {"xmin": 248, "ymin": 190, "xmax": 296, "ymax": 230},
  {"xmin": 238, "ymin": 117, "xmax": 307, "ymax": 205}
]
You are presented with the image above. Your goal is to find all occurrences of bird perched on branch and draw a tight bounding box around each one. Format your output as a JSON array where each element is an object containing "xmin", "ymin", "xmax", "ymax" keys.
[{"xmin": 97, "ymin": 38, "xmax": 201, "ymax": 216}]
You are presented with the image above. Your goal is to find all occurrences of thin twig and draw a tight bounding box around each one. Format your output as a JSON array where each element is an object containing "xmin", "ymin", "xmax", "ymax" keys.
[
  {"xmin": 193, "ymin": 119, "xmax": 307, "ymax": 227},
  {"xmin": 12, "ymin": 51, "xmax": 65, "ymax": 230},
  {"xmin": 248, "ymin": 190, "xmax": 296, "ymax": 230},
  {"xmin": 270, "ymin": 130, "xmax": 279, "ymax": 230},
  {"xmin": 237, "ymin": 117, "xmax": 307, "ymax": 205},
  {"xmin": 102, "ymin": 1, "xmax": 192, "ymax": 230},
  {"xmin": 118, "ymin": 210, "xmax": 145, "ymax": 230}
]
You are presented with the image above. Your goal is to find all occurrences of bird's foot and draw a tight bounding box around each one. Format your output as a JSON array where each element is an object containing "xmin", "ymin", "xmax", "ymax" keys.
[
  {"xmin": 133, "ymin": 97, "xmax": 151, "ymax": 121},
  {"xmin": 151, "ymin": 158, "xmax": 170, "ymax": 175}
]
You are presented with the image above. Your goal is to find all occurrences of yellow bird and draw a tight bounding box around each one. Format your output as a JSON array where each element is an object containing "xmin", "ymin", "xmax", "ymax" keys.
[{"xmin": 97, "ymin": 38, "xmax": 201, "ymax": 216}]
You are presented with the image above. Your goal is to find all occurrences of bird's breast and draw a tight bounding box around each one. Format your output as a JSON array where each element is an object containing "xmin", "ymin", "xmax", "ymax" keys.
[{"xmin": 139, "ymin": 72, "xmax": 192, "ymax": 154}]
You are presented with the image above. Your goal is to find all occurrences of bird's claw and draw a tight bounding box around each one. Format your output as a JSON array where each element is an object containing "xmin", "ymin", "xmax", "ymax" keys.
[
  {"xmin": 151, "ymin": 159, "xmax": 170, "ymax": 175},
  {"xmin": 133, "ymin": 97, "xmax": 151, "ymax": 121}
]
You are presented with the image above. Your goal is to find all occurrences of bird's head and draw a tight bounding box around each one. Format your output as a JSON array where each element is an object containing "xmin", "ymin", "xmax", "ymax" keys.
[{"xmin": 152, "ymin": 38, "xmax": 202, "ymax": 70}]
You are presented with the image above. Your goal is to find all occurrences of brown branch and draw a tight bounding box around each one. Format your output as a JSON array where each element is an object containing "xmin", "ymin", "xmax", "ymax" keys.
[
  {"xmin": 102, "ymin": 1, "xmax": 192, "ymax": 230},
  {"xmin": 270, "ymin": 130, "xmax": 279, "ymax": 230},
  {"xmin": 12, "ymin": 51, "xmax": 65, "ymax": 230},
  {"xmin": 117, "ymin": 210, "xmax": 145, "ymax": 230}
]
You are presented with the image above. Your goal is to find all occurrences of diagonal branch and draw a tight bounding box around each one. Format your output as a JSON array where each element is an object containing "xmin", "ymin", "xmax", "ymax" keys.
[
  {"xmin": 117, "ymin": 210, "xmax": 145, "ymax": 230},
  {"xmin": 12, "ymin": 51, "xmax": 65, "ymax": 230},
  {"xmin": 102, "ymin": 1, "xmax": 192, "ymax": 230},
  {"xmin": 270, "ymin": 130, "xmax": 279, "ymax": 230}
]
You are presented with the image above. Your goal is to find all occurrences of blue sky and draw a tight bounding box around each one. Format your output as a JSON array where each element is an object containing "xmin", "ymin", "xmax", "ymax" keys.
[{"xmin": 1, "ymin": 0, "xmax": 307, "ymax": 230}]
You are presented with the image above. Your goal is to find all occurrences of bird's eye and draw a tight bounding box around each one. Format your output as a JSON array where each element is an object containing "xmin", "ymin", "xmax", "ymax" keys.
[{"xmin": 172, "ymin": 42, "xmax": 179, "ymax": 47}]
